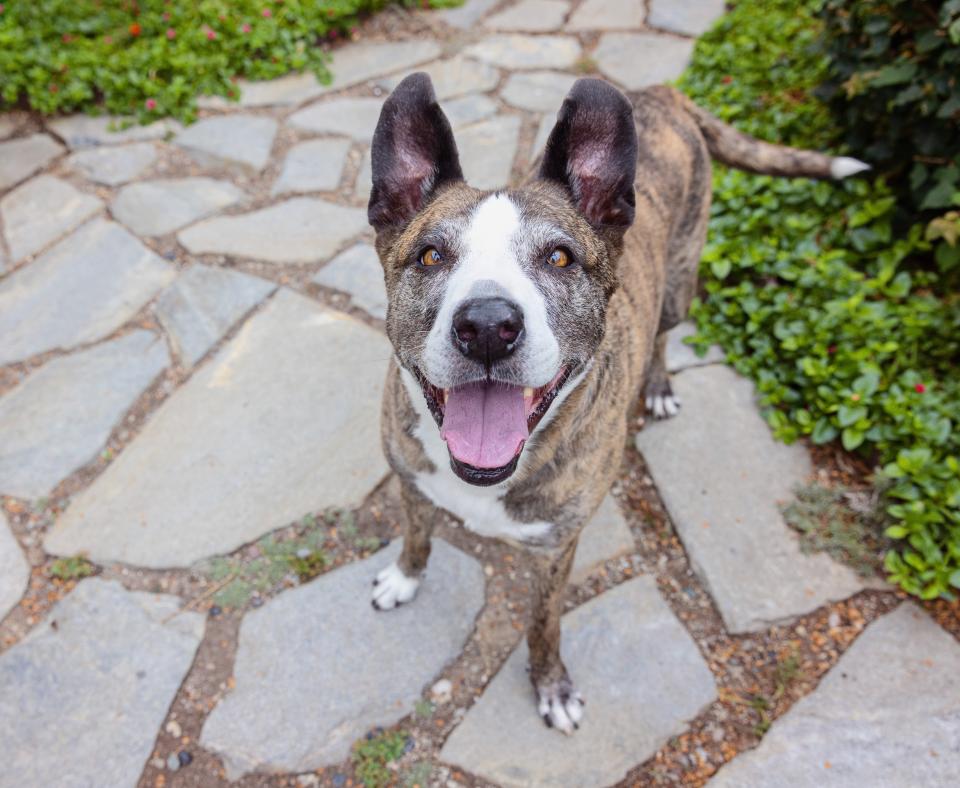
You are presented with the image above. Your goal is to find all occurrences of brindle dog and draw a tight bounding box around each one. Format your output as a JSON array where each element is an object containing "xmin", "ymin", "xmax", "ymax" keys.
[{"xmin": 367, "ymin": 74, "xmax": 867, "ymax": 733}]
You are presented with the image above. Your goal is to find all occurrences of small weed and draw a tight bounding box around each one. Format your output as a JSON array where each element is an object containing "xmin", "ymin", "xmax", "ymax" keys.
[
  {"xmin": 402, "ymin": 761, "xmax": 433, "ymax": 788},
  {"xmin": 749, "ymin": 694, "xmax": 771, "ymax": 737},
  {"xmin": 414, "ymin": 699, "xmax": 434, "ymax": 718},
  {"xmin": 48, "ymin": 556, "xmax": 96, "ymax": 581},
  {"xmin": 782, "ymin": 481, "xmax": 889, "ymax": 578},
  {"xmin": 353, "ymin": 729, "xmax": 409, "ymax": 788},
  {"xmin": 288, "ymin": 550, "xmax": 328, "ymax": 582},
  {"xmin": 773, "ymin": 648, "xmax": 803, "ymax": 700},
  {"xmin": 573, "ymin": 55, "xmax": 598, "ymax": 74}
]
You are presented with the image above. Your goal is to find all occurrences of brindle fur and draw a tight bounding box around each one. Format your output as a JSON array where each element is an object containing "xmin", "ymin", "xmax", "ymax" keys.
[{"xmin": 372, "ymin": 77, "xmax": 849, "ymax": 722}]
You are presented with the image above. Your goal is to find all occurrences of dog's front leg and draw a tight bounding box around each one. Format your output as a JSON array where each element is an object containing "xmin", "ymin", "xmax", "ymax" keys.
[
  {"xmin": 527, "ymin": 537, "xmax": 584, "ymax": 734},
  {"xmin": 372, "ymin": 478, "xmax": 437, "ymax": 611}
]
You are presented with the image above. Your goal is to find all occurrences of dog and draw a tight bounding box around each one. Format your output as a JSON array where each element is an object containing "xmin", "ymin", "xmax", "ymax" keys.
[{"xmin": 366, "ymin": 73, "xmax": 868, "ymax": 733}]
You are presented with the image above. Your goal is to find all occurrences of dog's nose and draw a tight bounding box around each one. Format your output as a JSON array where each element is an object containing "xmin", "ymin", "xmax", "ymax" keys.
[{"xmin": 452, "ymin": 297, "xmax": 524, "ymax": 364}]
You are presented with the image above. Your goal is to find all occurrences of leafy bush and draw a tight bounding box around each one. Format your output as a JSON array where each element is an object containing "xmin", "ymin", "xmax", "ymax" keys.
[
  {"xmin": 817, "ymin": 0, "xmax": 960, "ymax": 214},
  {"xmin": 678, "ymin": 0, "xmax": 960, "ymax": 600},
  {"xmin": 0, "ymin": 0, "xmax": 455, "ymax": 123},
  {"xmin": 353, "ymin": 729, "xmax": 409, "ymax": 788}
]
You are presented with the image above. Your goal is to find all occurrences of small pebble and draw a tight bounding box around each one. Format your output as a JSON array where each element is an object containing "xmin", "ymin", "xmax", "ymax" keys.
[
  {"xmin": 828, "ymin": 611, "xmax": 841, "ymax": 629},
  {"xmin": 484, "ymin": 565, "xmax": 494, "ymax": 577},
  {"xmin": 164, "ymin": 720, "xmax": 181, "ymax": 738},
  {"xmin": 332, "ymin": 774, "xmax": 347, "ymax": 788},
  {"xmin": 209, "ymin": 605, "xmax": 222, "ymax": 617},
  {"xmin": 177, "ymin": 750, "xmax": 192, "ymax": 768},
  {"xmin": 166, "ymin": 754, "xmax": 179, "ymax": 772},
  {"xmin": 296, "ymin": 547, "xmax": 311, "ymax": 559},
  {"xmin": 430, "ymin": 678, "xmax": 453, "ymax": 704}
]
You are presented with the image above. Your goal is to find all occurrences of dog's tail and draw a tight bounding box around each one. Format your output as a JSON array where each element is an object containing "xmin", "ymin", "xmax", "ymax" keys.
[{"xmin": 666, "ymin": 87, "xmax": 870, "ymax": 180}]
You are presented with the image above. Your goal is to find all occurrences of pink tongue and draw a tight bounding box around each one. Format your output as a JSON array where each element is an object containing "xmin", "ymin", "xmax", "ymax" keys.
[{"xmin": 441, "ymin": 381, "xmax": 528, "ymax": 469}]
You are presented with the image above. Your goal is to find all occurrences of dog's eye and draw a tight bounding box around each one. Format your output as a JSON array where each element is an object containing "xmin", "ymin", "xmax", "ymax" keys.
[
  {"xmin": 547, "ymin": 248, "xmax": 572, "ymax": 268},
  {"xmin": 419, "ymin": 247, "xmax": 443, "ymax": 267}
]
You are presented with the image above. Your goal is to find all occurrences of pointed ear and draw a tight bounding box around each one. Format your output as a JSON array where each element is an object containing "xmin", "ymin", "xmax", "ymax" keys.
[
  {"xmin": 367, "ymin": 73, "xmax": 463, "ymax": 231},
  {"xmin": 539, "ymin": 79, "xmax": 638, "ymax": 229}
]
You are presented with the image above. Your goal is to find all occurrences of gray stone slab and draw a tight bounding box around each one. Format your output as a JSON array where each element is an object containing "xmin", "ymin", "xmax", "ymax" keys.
[
  {"xmin": 45, "ymin": 289, "xmax": 390, "ymax": 567},
  {"xmin": 66, "ymin": 142, "xmax": 157, "ymax": 186},
  {"xmin": 486, "ymin": 0, "xmax": 570, "ymax": 31},
  {"xmin": 443, "ymin": 93, "xmax": 499, "ymax": 129},
  {"xmin": 200, "ymin": 71, "xmax": 325, "ymax": 109},
  {"xmin": 438, "ymin": 0, "xmax": 500, "ymax": 29},
  {"xmin": 441, "ymin": 575, "xmax": 717, "ymax": 787},
  {"xmin": 710, "ymin": 604, "xmax": 960, "ymax": 787},
  {"xmin": 355, "ymin": 148, "xmax": 373, "ymax": 200},
  {"xmin": 532, "ymin": 113, "xmax": 556, "ymax": 158},
  {"xmin": 0, "ymin": 331, "xmax": 169, "ymax": 500},
  {"xmin": 112, "ymin": 177, "xmax": 243, "ymax": 236},
  {"xmin": 287, "ymin": 97, "xmax": 384, "ymax": 142},
  {"xmin": 47, "ymin": 115, "xmax": 180, "ymax": 149},
  {"xmin": 571, "ymin": 494, "xmax": 634, "ymax": 583},
  {"xmin": 175, "ymin": 115, "xmax": 277, "ymax": 172},
  {"xmin": 318, "ymin": 40, "xmax": 443, "ymax": 94},
  {"xmin": 567, "ymin": 0, "xmax": 646, "ymax": 30},
  {"xmin": 178, "ymin": 197, "xmax": 368, "ymax": 265},
  {"xmin": 155, "ymin": 265, "xmax": 276, "ymax": 368},
  {"xmin": 0, "ymin": 513, "xmax": 29, "ymax": 621},
  {"xmin": 202, "ymin": 539, "xmax": 484, "ymax": 778},
  {"xmin": 378, "ymin": 56, "xmax": 501, "ymax": 101},
  {"xmin": 502, "ymin": 71, "xmax": 577, "ymax": 112},
  {"xmin": 0, "ymin": 116, "xmax": 20, "ymax": 140},
  {"xmin": 458, "ymin": 115, "xmax": 522, "ymax": 190},
  {"xmin": 313, "ymin": 243, "xmax": 386, "ymax": 319},
  {"xmin": 272, "ymin": 138, "xmax": 352, "ymax": 195},
  {"xmin": 635, "ymin": 365, "xmax": 864, "ymax": 633},
  {"xmin": 0, "ymin": 134, "xmax": 64, "ymax": 191},
  {"xmin": 465, "ymin": 34, "xmax": 582, "ymax": 70},
  {"xmin": 649, "ymin": 0, "xmax": 726, "ymax": 37},
  {"xmin": 594, "ymin": 32, "xmax": 694, "ymax": 90},
  {"xmin": 0, "ymin": 219, "xmax": 175, "ymax": 366},
  {"xmin": 0, "ymin": 578, "xmax": 203, "ymax": 788},
  {"xmin": 665, "ymin": 321, "xmax": 725, "ymax": 372},
  {"xmin": 1, "ymin": 175, "xmax": 102, "ymax": 261}
]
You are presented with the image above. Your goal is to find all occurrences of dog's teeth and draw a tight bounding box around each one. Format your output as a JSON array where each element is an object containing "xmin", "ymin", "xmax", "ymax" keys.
[
  {"xmin": 442, "ymin": 388, "xmax": 448, "ymax": 404},
  {"xmin": 524, "ymin": 387, "xmax": 534, "ymax": 399}
]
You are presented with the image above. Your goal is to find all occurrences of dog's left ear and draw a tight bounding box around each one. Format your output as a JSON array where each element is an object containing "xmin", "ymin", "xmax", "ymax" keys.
[
  {"xmin": 368, "ymin": 73, "xmax": 463, "ymax": 231},
  {"xmin": 539, "ymin": 79, "xmax": 638, "ymax": 229}
]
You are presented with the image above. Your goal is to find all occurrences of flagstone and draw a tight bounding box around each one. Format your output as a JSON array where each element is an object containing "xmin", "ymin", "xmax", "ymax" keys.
[
  {"xmin": 0, "ymin": 134, "xmax": 64, "ymax": 192},
  {"xmin": 178, "ymin": 197, "xmax": 368, "ymax": 265},
  {"xmin": 111, "ymin": 177, "xmax": 244, "ymax": 236},
  {"xmin": 287, "ymin": 97, "xmax": 384, "ymax": 142},
  {"xmin": 502, "ymin": 71, "xmax": 577, "ymax": 112},
  {"xmin": 47, "ymin": 115, "xmax": 180, "ymax": 149},
  {"xmin": 0, "ymin": 579, "xmax": 203, "ymax": 788},
  {"xmin": 175, "ymin": 115, "xmax": 278, "ymax": 172},
  {"xmin": 593, "ymin": 32, "xmax": 694, "ymax": 90},
  {"xmin": 0, "ymin": 219, "xmax": 174, "ymax": 366},
  {"xmin": 377, "ymin": 56, "xmax": 501, "ymax": 101},
  {"xmin": 486, "ymin": 0, "xmax": 570, "ymax": 32},
  {"xmin": 66, "ymin": 142, "xmax": 158, "ymax": 186},
  {"xmin": 272, "ymin": 138, "xmax": 352, "ymax": 195},
  {"xmin": 457, "ymin": 115, "xmax": 522, "ymax": 190},
  {"xmin": 571, "ymin": 494, "xmax": 635, "ymax": 583},
  {"xmin": 0, "ymin": 513, "xmax": 29, "ymax": 621},
  {"xmin": 0, "ymin": 331, "xmax": 169, "ymax": 500},
  {"xmin": 465, "ymin": 34, "xmax": 582, "ymax": 70},
  {"xmin": 567, "ymin": 0, "xmax": 646, "ymax": 30},
  {"xmin": 313, "ymin": 243, "xmax": 387, "ymax": 320},
  {"xmin": 318, "ymin": 40, "xmax": 443, "ymax": 94},
  {"xmin": 649, "ymin": 0, "xmax": 726, "ymax": 37},
  {"xmin": 1, "ymin": 175, "xmax": 101, "ymax": 261},
  {"xmin": 45, "ymin": 289, "xmax": 390, "ymax": 567},
  {"xmin": 201, "ymin": 539, "xmax": 484, "ymax": 778}
]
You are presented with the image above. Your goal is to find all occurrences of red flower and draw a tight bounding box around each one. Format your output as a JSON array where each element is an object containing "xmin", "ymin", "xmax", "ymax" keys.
[
  {"xmin": 62, "ymin": 33, "xmax": 73, "ymax": 43},
  {"xmin": 129, "ymin": 22, "xmax": 142, "ymax": 37},
  {"xmin": 915, "ymin": 383, "xmax": 926, "ymax": 394},
  {"xmin": 262, "ymin": 8, "xmax": 272, "ymax": 17},
  {"xmin": 162, "ymin": 12, "xmax": 170, "ymax": 21},
  {"xmin": 145, "ymin": 98, "xmax": 157, "ymax": 111},
  {"xmin": 242, "ymin": 23, "xmax": 252, "ymax": 33},
  {"xmin": 722, "ymin": 75, "xmax": 733, "ymax": 84},
  {"xmin": 827, "ymin": 345, "xmax": 837, "ymax": 354},
  {"xmin": 205, "ymin": 28, "xmax": 216, "ymax": 40},
  {"xmin": 166, "ymin": 28, "xmax": 176, "ymax": 39}
]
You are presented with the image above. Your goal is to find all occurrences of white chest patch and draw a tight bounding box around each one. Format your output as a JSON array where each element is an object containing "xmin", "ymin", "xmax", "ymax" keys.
[{"xmin": 400, "ymin": 368, "xmax": 554, "ymax": 545}]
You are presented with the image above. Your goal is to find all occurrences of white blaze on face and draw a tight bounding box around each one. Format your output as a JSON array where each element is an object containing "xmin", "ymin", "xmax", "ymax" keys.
[{"xmin": 423, "ymin": 193, "xmax": 560, "ymax": 388}]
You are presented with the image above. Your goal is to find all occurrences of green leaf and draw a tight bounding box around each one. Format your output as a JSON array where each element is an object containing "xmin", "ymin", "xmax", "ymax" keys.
[
  {"xmin": 841, "ymin": 427, "xmax": 865, "ymax": 451},
  {"xmin": 811, "ymin": 418, "xmax": 838, "ymax": 445},
  {"xmin": 885, "ymin": 525, "xmax": 909, "ymax": 539}
]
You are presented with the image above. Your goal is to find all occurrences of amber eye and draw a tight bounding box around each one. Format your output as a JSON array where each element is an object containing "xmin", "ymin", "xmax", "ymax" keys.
[
  {"xmin": 419, "ymin": 247, "xmax": 443, "ymax": 267},
  {"xmin": 547, "ymin": 248, "xmax": 572, "ymax": 268}
]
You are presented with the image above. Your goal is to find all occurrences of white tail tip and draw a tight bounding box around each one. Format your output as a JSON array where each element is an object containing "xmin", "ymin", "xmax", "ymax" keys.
[{"xmin": 830, "ymin": 156, "xmax": 871, "ymax": 179}]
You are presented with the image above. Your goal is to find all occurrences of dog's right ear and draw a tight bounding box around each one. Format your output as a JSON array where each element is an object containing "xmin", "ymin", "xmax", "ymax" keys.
[{"xmin": 368, "ymin": 73, "xmax": 463, "ymax": 231}]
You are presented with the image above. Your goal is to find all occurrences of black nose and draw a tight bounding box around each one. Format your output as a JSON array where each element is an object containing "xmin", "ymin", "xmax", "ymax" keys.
[{"xmin": 452, "ymin": 297, "xmax": 524, "ymax": 365}]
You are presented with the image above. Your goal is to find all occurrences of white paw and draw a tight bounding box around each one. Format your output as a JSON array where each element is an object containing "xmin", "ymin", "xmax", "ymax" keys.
[
  {"xmin": 645, "ymin": 392, "xmax": 681, "ymax": 419},
  {"xmin": 371, "ymin": 562, "xmax": 421, "ymax": 611},
  {"xmin": 537, "ymin": 683, "xmax": 584, "ymax": 735}
]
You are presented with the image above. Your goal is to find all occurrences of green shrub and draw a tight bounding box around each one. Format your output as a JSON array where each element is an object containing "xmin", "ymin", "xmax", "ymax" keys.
[
  {"xmin": 0, "ymin": 0, "xmax": 457, "ymax": 123},
  {"xmin": 678, "ymin": 0, "xmax": 960, "ymax": 600},
  {"xmin": 817, "ymin": 0, "xmax": 960, "ymax": 214},
  {"xmin": 353, "ymin": 729, "xmax": 409, "ymax": 788}
]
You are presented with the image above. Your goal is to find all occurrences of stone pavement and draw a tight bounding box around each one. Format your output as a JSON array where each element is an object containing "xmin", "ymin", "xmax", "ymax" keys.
[{"xmin": 1, "ymin": 1, "xmax": 957, "ymax": 786}]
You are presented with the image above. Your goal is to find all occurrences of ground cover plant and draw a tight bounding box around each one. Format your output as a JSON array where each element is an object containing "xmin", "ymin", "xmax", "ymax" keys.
[
  {"xmin": 678, "ymin": 0, "xmax": 960, "ymax": 600},
  {"xmin": 0, "ymin": 0, "xmax": 456, "ymax": 123}
]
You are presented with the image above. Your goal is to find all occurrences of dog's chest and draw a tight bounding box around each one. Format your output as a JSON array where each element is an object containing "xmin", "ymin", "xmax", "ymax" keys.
[{"xmin": 401, "ymin": 371, "xmax": 553, "ymax": 545}]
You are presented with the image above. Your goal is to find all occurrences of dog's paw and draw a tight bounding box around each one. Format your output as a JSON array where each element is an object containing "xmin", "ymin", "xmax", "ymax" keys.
[
  {"xmin": 371, "ymin": 562, "xmax": 421, "ymax": 611},
  {"xmin": 645, "ymin": 391, "xmax": 681, "ymax": 420},
  {"xmin": 537, "ymin": 679, "xmax": 584, "ymax": 735}
]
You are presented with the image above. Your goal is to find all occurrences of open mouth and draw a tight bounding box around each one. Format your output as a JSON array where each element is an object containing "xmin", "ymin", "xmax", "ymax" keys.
[{"xmin": 415, "ymin": 366, "xmax": 572, "ymax": 486}]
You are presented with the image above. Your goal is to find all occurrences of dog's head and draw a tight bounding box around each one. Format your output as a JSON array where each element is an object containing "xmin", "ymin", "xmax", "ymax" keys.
[{"xmin": 369, "ymin": 73, "xmax": 637, "ymax": 486}]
